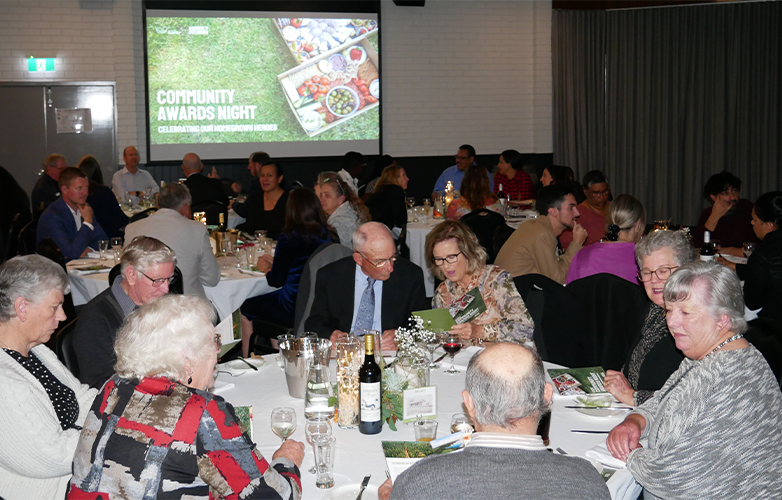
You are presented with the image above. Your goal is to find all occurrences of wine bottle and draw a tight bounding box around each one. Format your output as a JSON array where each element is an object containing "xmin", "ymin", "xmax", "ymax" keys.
[
  {"xmin": 359, "ymin": 334, "xmax": 383, "ymax": 435},
  {"xmin": 497, "ymin": 183, "xmax": 507, "ymax": 216},
  {"xmin": 700, "ymin": 230, "xmax": 716, "ymax": 261},
  {"xmin": 218, "ymin": 212, "xmax": 227, "ymax": 232}
]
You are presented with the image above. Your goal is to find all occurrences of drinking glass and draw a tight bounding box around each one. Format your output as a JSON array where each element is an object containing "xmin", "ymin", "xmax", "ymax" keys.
[
  {"xmin": 422, "ymin": 198, "xmax": 432, "ymax": 215},
  {"xmin": 442, "ymin": 334, "xmax": 463, "ymax": 375},
  {"xmin": 110, "ymin": 237, "xmax": 123, "ymax": 249},
  {"xmin": 414, "ymin": 419, "xmax": 438, "ymax": 442},
  {"xmin": 220, "ymin": 239, "xmax": 232, "ymax": 256},
  {"xmin": 305, "ymin": 417, "xmax": 332, "ymax": 474},
  {"xmin": 743, "ymin": 242, "xmax": 756, "ymax": 258},
  {"xmin": 406, "ymin": 197, "xmax": 416, "ymax": 209},
  {"xmin": 425, "ymin": 333, "xmax": 443, "ymax": 369},
  {"xmin": 276, "ymin": 334, "xmax": 295, "ymax": 370},
  {"xmin": 255, "ymin": 230, "xmax": 267, "ymax": 242},
  {"xmin": 98, "ymin": 240, "xmax": 109, "ymax": 261},
  {"xmin": 270, "ymin": 407, "xmax": 297, "ymax": 443},
  {"xmin": 450, "ymin": 413, "xmax": 473, "ymax": 434},
  {"xmin": 313, "ymin": 435, "xmax": 336, "ymax": 489}
]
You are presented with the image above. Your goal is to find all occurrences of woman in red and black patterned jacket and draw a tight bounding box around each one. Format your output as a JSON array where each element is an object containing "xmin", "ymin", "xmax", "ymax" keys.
[{"xmin": 67, "ymin": 295, "xmax": 303, "ymax": 500}]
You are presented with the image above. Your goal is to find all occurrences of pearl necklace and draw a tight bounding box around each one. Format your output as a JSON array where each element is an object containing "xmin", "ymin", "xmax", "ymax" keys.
[{"xmin": 703, "ymin": 333, "xmax": 744, "ymax": 360}]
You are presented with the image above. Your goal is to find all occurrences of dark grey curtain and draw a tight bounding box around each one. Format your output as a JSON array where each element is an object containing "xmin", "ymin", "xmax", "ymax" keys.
[{"xmin": 553, "ymin": 2, "xmax": 781, "ymax": 225}]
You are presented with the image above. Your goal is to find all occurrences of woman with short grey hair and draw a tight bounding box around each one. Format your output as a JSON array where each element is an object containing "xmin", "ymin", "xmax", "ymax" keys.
[
  {"xmin": 68, "ymin": 294, "xmax": 305, "ymax": 499},
  {"xmin": 0, "ymin": 255, "xmax": 98, "ymax": 500},
  {"xmin": 604, "ymin": 230, "xmax": 694, "ymax": 406},
  {"xmin": 608, "ymin": 261, "xmax": 782, "ymax": 499}
]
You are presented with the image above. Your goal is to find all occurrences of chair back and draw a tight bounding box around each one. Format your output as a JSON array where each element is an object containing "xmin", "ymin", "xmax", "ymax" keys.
[
  {"xmin": 294, "ymin": 242, "xmax": 353, "ymax": 336},
  {"xmin": 17, "ymin": 220, "xmax": 37, "ymax": 256},
  {"xmin": 109, "ymin": 263, "xmax": 184, "ymax": 295},
  {"xmin": 55, "ymin": 317, "xmax": 80, "ymax": 378},
  {"xmin": 460, "ymin": 208, "xmax": 506, "ymax": 264},
  {"xmin": 493, "ymin": 223, "xmax": 515, "ymax": 258},
  {"xmin": 745, "ymin": 319, "xmax": 782, "ymax": 388},
  {"xmin": 37, "ymin": 237, "xmax": 78, "ymax": 323},
  {"xmin": 513, "ymin": 273, "xmax": 586, "ymax": 367},
  {"xmin": 566, "ymin": 273, "xmax": 651, "ymax": 370},
  {"xmin": 129, "ymin": 207, "xmax": 158, "ymax": 223},
  {"xmin": 191, "ymin": 200, "xmax": 227, "ymax": 226}
]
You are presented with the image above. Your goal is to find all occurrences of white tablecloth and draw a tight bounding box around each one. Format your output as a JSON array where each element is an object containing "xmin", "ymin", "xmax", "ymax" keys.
[
  {"xmin": 217, "ymin": 346, "xmax": 623, "ymax": 499},
  {"xmin": 66, "ymin": 259, "xmax": 277, "ymax": 320},
  {"xmin": 406, "ymin": 210, "xmax": 538, "ymax": 297}
]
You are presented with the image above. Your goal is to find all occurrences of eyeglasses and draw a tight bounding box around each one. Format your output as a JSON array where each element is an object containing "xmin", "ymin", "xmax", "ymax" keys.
[
  {"xmin": 637, "ymin": 266, "xmax": 679, "ymax": 282},
  {"xmin": 433, "ymin": 251, "xmax": 462, "ymax": 266},
  {"xmin": 213, "ymin": 334, "xmax": 222, "ymax": 350},
  {"xmin": 588, "ymin": 188, "xmax": 611, "ymax": 198},
  {"xmin": 138, "ymin": 270, "xmax": 176, "ymax": 287},
  {"xmin": 359, "ymin": 251, "xmax": 399, "ymax": 268}
]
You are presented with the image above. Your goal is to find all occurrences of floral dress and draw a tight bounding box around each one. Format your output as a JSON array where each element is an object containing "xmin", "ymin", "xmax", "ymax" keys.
[{"xmin": 432, "ymin": 264, "xmax": 534, "ymax": 342}]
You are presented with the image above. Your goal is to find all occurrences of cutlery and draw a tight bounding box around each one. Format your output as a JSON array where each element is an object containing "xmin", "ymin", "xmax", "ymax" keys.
[
  {"xmin": 355, "ymin": 474, "xmax": 371, "ymax": 500},
  {"xmin": 433, "ymin": 352, "xmax": 449, "ymax": 364},
  {"xmin": 570, "ymin": 430, "xmax": 611, "ymax": 434},
  {"xmin": 564, "ymin": 406, "xmax": 632, "ymax": 411},
  {"xmin": 556, "ymin": 447, "xmax": 568, "ymax": 455},
  {"xmin": 238, "ymin": 357, "xmax": 258, "ymax": 371}
]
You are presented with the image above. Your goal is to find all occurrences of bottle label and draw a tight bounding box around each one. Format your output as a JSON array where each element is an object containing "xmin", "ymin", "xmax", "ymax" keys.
[
  {"xmin": 700, "ymin": 255, "xmax": 715, "ymax": 262},
  {"xmin": 360, "ymin": 382, "xmax": 381, "ymax": 421}
]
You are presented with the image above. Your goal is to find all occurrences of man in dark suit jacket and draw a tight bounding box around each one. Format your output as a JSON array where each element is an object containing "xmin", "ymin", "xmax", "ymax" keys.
[
  {"xmin": 181, "ymin": 152, "xmax": 228, "ymax": 225},
  {"xmin": 36, "ymin": 167, "xmax": 107, "ymax": 261},
  {"xmin": 304, "ymin": 222, "xmax": 428, "ymax": 350}
]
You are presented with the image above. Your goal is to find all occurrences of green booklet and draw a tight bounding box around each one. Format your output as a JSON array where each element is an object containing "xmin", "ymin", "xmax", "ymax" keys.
[
  {"xmin": 412, "ymin": 287, "xmax": 487, "ymax": 332},
  {"xmin": 547, "ymin": 366, "xmax": 607, "ymax": 395}
]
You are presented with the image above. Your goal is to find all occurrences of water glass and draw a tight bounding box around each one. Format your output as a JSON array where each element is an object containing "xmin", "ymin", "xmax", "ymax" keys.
[
  {"xmin": 305, "ymin": 417, "xmax": 332, "ymax": 447},
  {"xmin": 98, "ymin": 240, "xmax": 109, "ymax": 261},
  {"xmin": 743, "ymin": 242, "xmax": 756, "ymax": 258},
  {"xmin": 313, "ymin": 435, "xmax": 336, "ymax": 489},
  {"xmin": 423, "ymin": 198, "xmax": 432, "ymax": 215},
  {"xmin": 414, "ymin": 419, "xmax": 438, "ymax": 442},
  {"xmin": 255, "ymin": 230, "xmax": 267, "ymax": 242},
  {"xmin": 450, "ymin": 413, "xmax": 473, "ymax": 434},
  {"xmin": 220, "ymin": 239, "xmax": 232, "ymax": 256},
  {"xmin": 276, "ymin": 334, "xmax": 295, "ymax": 370}
]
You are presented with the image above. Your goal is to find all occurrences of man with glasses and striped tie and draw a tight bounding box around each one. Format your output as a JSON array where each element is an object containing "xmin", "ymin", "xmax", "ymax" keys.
[
  {"xmin": 305, "ymin": 222, "xmax": 428, "ymax": 351},
  {"xmin": 73, "ymin": 236, "xmax": 177, "ymax": 388}
]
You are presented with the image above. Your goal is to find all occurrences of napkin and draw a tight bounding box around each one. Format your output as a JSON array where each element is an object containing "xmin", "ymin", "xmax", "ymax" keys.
[
  {"xmin": 606, "ymin": 467, "xmax": 643, "ymax": 500},
  {"xmin": 87, "ymin": 251, "xmax": 101, "ymax": 259},
  {"xmin": 585, "ymin": 440, "xmax": 627, "ymax": 470}
]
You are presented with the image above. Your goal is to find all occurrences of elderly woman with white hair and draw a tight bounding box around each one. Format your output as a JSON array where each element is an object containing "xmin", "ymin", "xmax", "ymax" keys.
[
  {"xmin": 607, "ymin": 262, "xmax": 782, "ymax": 499},
  {"xmin": 67, "ymin": 295, "xmax": 304, "ymax": 500},
  {"xmin": 0, "ymin": 255, "xmax": 98, "ymax": 500}
]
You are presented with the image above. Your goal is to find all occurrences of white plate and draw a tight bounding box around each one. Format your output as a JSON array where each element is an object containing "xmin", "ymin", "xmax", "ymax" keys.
[
  {"xmin": 219, "ymin": 358, "xmax": 266, "ymax": 376},
  {"xmin": 722, "ymin": 254, "xmax": 748, "ymax": 264},
  {"xmin": 342, "ymin": 45, "xmax": 367, "ymax": 65},
  {"xmin": 575, "ymin": 407, "xmax": 627, "ymax": 418},
  {"xmin": 369, "ymin": 79, "xmax": 379, "ymax": 98},
  {"xmin": 323, "ymin": 484, "xmax": 379, "ymax": 500}
]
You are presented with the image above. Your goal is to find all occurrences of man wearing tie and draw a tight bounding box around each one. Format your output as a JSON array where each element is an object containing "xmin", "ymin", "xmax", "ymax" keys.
[
  {"xmin": 305, "ymin": 222, "xmax": 428, "ymax": 350},
  {"xmin": 36, "ymin": 167, "xmax": 107, "ymax": 262}
]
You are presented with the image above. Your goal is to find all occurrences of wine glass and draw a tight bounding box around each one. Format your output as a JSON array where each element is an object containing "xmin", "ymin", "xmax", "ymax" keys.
[
  {"xmin": 255, "ymin": 230, "xmax": 267, "ymax": 242},
  {"xmin": 425, "ymin": 333, "xmax": 444, "ymax": 369},
  {"xmin": 450, "ymin": 412, "xmax": 473, "ymax": 434},
  {"xmin": 442, "ymin": 334, "xmax": 463, "ymax": 375},
  {"xmin": 743, "ymin": 242, "xmax": 756, "ymax": 258},
  {"xmin": 305, "ymin": 417, "xmax": 332, "ymax": 474},
  {"xmin": 110, "ymin": 236, "xmax": 123, "ymax": 249},
  {"xmin": 270, "ymin": 407, "xmax": 297, "ymax": 443},
  {"xmin": 406, "ymin": 197, "xmax": 416, "ymax": 209}
]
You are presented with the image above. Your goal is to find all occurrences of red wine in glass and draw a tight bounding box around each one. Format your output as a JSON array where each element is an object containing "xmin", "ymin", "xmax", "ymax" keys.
[{"xmin": 443, "ymin": 335, "xmax": 463, "ymax": 374}]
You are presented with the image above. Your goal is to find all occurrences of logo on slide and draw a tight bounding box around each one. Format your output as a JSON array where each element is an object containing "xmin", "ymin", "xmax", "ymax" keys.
[{"xmin": 189, "ymin": 26, "xmax": 208, "ymax": 35}]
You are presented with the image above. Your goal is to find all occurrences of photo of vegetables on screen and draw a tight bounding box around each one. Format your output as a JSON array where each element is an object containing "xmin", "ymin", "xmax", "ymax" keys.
[{"xmin": 145, "ymin": 9, "xmax": 380, "ymax": 161}]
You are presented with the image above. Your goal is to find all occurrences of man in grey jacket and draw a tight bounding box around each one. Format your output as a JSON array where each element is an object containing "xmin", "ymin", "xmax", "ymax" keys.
[
  {"xmin": 381, "ymin": 343, "xmax": 610, "ymax": 500},
  {"xmin": 124, "ymin": 183, "xmax": 219, "ymax": 299}
]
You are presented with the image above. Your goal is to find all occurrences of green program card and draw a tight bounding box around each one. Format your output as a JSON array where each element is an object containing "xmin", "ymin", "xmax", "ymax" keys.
[{"xmin": 412, "ymin": 309, "xmax": 455, "ymax": 333}]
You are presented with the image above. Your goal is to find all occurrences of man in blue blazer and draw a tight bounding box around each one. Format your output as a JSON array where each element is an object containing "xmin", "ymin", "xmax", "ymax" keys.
[{"xmin": 37, "ymin": 167, "xmax": 108, "ymax": 262}]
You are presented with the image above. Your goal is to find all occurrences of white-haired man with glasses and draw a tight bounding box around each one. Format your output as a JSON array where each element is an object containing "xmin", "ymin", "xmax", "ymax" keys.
[
  {"xmin": 73, "ymin": 236, "xmax": 177, "ymax": 388},
  {"xmin": 305, "ymin": 222, "xmax": 428, "ymax": 350}
]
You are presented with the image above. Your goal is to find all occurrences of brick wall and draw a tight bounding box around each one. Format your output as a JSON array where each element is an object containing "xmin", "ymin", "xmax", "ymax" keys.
[{"xmin": 0, "ymin": 0, "xmax": 552, "ymax": 164}]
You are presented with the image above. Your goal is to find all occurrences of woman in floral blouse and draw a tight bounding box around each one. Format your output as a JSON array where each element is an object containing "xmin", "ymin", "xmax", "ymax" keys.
[{"xmin": 425, "ymin": 220, "xmax": 534, "ymax": 343}]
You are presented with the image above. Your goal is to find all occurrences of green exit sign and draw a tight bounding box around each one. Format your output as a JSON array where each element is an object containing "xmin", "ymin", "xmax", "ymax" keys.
[{"xmin": 27, "ymin": 58, "xmax": 55, "ymax": 72}]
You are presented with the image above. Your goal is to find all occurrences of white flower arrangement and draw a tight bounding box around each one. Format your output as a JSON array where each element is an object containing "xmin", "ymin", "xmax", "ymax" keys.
[{"xmin": 395, "ymin": 316, "xmax": 436, "ymax": 360}]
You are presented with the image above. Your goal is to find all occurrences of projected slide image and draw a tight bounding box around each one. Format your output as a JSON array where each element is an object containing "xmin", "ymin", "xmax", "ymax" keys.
[{"xmin": 147, "ymin": 16, "xmax": 379, "ymax": 146}]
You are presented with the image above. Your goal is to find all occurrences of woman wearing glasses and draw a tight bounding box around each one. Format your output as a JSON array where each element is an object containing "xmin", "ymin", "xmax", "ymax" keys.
[
  {"xmin": 316, "ymin": 170, "xmax": 369, "ymax": 249},
  {"xmin": 603, "ymin": 230, "xmax": 693, "ymax": 406},
  {"xmin": 425, "ymin": 221, "xmax": 534, "ymax": 343}
]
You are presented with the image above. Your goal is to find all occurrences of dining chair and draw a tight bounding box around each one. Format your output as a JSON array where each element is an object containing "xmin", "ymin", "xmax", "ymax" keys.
[
  {"xmin": 460, "ymin": 208, "xmax": 506, "ymax": 264},
  {"xmin": 55, "ymin": 317, "xmax": 80, "ymax": 378}
]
